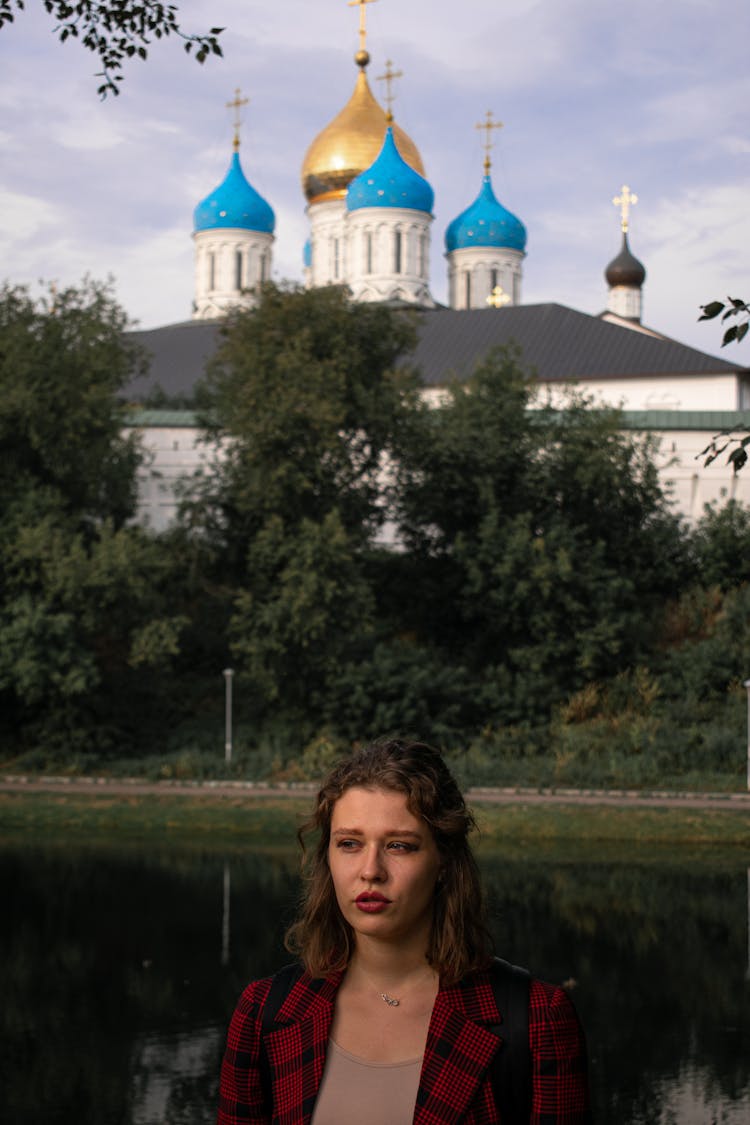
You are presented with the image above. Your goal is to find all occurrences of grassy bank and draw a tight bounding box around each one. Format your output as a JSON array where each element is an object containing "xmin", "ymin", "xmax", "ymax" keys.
[
  {"xmin": 3, "ymin": 739, "xmax": 747, "ymax": 794},
  {"xmin": 1, "ymin": 790, "xmax": 749, "ymax": 852}
]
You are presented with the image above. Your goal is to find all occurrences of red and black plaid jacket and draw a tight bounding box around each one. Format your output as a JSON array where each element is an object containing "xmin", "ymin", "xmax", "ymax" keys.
[{"xmin": 217, "ymin": 965, "xmax": 591, "ymax": 1124}]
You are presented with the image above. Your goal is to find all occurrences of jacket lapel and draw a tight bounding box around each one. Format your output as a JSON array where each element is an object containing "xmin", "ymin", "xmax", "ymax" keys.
[
  {"xmin": 263, "ymin": 969, "xmax": 501, "ymax": 1125},
  {"xmin": 264, "ymin": 971, "xmax": 342, "ymax": 1125},
  {"xmin": 414, "ymin": 982, "xmax": 503, "ymax": 1125}
]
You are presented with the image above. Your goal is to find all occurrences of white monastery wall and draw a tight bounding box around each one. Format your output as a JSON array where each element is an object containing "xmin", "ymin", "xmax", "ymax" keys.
[
  {"xmin": 128, "ymin": 414, "xmax": 750, "ymax": 532},
  {"xmin": 131, "ymin": 423, "xmax": 213, "ymax": 532},
  {"xmin": 544, "ymin": 374, "xmax": 740, "ymax": 413}
]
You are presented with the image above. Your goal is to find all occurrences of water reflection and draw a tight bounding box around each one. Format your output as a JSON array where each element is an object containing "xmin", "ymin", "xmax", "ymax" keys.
[{"xmin": 1, "ymin": 842, "xmax": 748, "ymax": 1124}]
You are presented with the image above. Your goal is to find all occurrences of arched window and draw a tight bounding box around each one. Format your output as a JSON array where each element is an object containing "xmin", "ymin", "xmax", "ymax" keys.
[
  {"xmin": 333, "ymin": 238, "xmax": 341, "ymax": 280},
  {"xmin": 365, "ymin": 232, "xmax": 373, "ymax": 275},
  {"xmin": 260, "ymin": 253, "xmax": 268, "ymax": 283},
  {"xmin": 394, "ymin": 230, "xmax": 402, "ymax": 274},
  {"xmin": 491, "ymin": 268, "xmax": 499, "ymax": 292},
  {"xmin": 208, "ymin": 252, "xmax": 216, "ymax": 292},
  {"xmin": 464, "ymin": 271, "xmax": 471, "ymax": 308},
  {"xmin": 235, "ymin": 250, "xmax": 243, "ymax": 291}
]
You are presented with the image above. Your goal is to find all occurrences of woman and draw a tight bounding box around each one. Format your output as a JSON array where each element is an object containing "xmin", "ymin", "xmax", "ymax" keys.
[{"xmin": 217, "ymin": 739, "xmax": 592, "ymax": 1124}]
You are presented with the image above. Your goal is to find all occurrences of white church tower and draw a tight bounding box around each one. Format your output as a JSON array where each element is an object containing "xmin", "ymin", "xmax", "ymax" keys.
[
  {"xmin": 445, "ymin": 112, "xmax": 527, "ymax": 311},
  {"xmin": 604, "ymin": 184, "xmax": 646, "ymax": 323},
  {"xmin": 299, "ymin": 0, "xmax": 428, "ymax": 298},
  {"xmin": 346, "ymin": 122, "xmax": 435, "ymax": 305},
  {"xmin": 192, "ymin": 90, "xmax": 275, "ymax": 320}
]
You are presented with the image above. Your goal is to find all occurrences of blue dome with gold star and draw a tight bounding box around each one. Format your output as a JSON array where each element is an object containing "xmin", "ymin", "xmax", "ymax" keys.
[
  {"xmin": 347, "ymin": 127, "xmax": 434, "ymax": 213},
  {"xmin": 445, "ymin": 175, "xmax": 526, "ymax": 252},
  {"xmin": 193, "ymin": 151, "xmax": 275, "ymax": 233}
]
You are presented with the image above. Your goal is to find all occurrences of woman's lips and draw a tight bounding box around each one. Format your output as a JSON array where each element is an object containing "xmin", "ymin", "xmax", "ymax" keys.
[{"xmin": 355, "ymin": 892, "xmax": 391, "ymax": 913}]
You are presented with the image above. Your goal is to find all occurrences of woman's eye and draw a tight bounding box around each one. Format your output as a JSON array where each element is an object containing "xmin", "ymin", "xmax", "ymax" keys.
[
  {"xmin": 388, "ymin": 841, "xmax": 416, "ymax": 852},
  {"xmin": 336, "ymin": 839, "xmax": 359, "ymax": 850}
]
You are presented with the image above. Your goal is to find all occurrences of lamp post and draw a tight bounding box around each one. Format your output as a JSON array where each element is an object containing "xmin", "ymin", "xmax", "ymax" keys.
[
  {"xmin": 744, "ymin": 680, "xmax": 750, "ymax": 792},
  {"xmin": 223, "ymin": 668, "xmax": 234, "ymax": 765}
]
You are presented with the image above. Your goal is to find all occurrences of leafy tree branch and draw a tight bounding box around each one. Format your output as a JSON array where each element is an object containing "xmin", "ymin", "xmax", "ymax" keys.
[
  {"xmin": 0, "ymin": 1, "xmax": 223, "ymax": 96},
  {"xmin": 699, "ymin": 296, "xmax": 749, "ymax": 347},
  {"xmin": 698, "ymin": 296, "xmax": 750, "ymax": 471}
]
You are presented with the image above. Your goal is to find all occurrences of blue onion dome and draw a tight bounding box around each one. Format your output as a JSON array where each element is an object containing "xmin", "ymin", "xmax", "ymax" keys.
[
  {"xmin": 347, "ymin": 127, "xmax": 434, "ymax": 214},
  {"xmin": 193, "ymin": 151, "xmax": 275, "ymax": 233},
  {"xmin": 605, "ymin": 232, "xmax": 646, "ymax": 288},
  {"xmin": 445, "ymin": 175, "xmax": 526, "ymax": 253}
]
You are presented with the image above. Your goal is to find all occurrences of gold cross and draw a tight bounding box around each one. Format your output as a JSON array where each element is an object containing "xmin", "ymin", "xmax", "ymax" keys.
[
  {"xmin": 476, "ymin": 110, "xmax": 503, "ymax": 175},
  {"xmin": 377, "ymin": 59, "xmax": 403, "ymax": 122},
  {"xmin": 613, "ymin": 184, "xmax": 638, "ymax": 233},
  {"xmin": 348, "ymin": 0, "xmax": 378, "ymax": 55},
  {"xmin": 226, "ymin": 87, "xmax": 249, "ymax": 150},
  {"xmin": 487, "ymin": 285, "xmax": 510, "ymax": 308}
]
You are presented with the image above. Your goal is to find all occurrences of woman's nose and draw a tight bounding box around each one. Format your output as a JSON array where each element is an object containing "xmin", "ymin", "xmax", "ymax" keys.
[{"xmin": 360, "ymin": 844, "xmax": 386, "ymax": 882}]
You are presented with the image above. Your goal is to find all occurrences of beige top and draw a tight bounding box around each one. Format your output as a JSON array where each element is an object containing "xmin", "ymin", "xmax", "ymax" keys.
[{"xmin": 310, "ymin": 1039, "xmax": 423, "ymax": 1125}]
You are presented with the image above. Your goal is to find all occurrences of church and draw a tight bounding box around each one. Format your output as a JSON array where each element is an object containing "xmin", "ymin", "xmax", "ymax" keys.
[{"xmin": 124, "ymin": 5, "xmax": 749, "ymax": 531}]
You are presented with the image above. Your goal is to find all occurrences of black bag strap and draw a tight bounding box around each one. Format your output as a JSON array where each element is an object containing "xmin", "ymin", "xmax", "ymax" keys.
[
  {"xmin": 488, "ymin": 956, "xmax": 532, "ymax": 1125},
  {"xmin": 259, "ymin": 962, "xmax": 304, "ymax": 1115}
]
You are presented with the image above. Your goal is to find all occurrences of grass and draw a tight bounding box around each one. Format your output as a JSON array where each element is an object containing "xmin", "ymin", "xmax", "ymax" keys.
[{"xmin": 1, "ymin": 790, "xmax": 749, "ymax": 854}]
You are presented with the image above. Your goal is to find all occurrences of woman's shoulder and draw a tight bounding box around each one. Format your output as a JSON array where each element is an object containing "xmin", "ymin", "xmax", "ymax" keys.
[
  {"xmin": 230, "ymin": 962, "xmax": 343, "ymax": 1030},
  {"xmin": 528, "ymin": 976, "xmax": 588, "ymax": 1062}
]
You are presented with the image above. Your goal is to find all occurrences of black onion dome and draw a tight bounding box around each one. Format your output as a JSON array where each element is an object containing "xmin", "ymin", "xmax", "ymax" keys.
[{"xmin": 605, "ymin": 232, "xmax": 646, "ymax": 288}]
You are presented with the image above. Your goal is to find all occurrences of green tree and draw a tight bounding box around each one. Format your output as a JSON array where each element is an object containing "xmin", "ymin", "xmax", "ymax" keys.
[
  {"xmin": 183, "ymin": 283, "xmax": 419, "ymax": 726},
  {"xmin": 0, "ymin": 2, "xmax": 223, "ymax": 97},
  {"xmin": 389, "ymin": 347, "xmax": 690, "ymax": 723},
  {"xmin": 0, "ymin": 280, "xmax": 186, "ymax": 755},
  {"xmin": 689, "ymin": 500, "xmax": 750, "ymax": 591}
]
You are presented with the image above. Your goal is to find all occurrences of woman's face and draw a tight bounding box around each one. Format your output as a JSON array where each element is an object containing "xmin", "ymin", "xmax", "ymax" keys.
[{"xmin": 328, "ymin": 786, "xmax": 441, "ymax": 950}]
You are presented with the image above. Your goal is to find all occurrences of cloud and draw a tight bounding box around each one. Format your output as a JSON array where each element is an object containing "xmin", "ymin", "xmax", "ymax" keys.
[{"xmin": 0, "ymin": 190, "xmax": 61, "ymax": 244}]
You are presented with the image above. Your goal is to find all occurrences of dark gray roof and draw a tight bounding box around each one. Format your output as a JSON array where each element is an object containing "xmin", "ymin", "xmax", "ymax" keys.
[
  {"xmin": 123, "ymin": 320, "xmax": 221, "ymax": 403},
  {"xmin": 121, "ymin": 303, "xmax": 744, "ymax": 404},
  {"xmin": 411, "ymin": 304, "xmax": 743, "ymax": 385}
]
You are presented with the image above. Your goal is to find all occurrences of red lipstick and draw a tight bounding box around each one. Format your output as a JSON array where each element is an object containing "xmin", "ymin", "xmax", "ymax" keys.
[{"xmin": 355, "ymin": 892, "xmax": 391, "ymax": 913}]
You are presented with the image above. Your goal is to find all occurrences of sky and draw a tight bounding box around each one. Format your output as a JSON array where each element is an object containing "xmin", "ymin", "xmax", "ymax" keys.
[{"xmin": 1, "ymin": 0, "xmax": 748, "ymax": 359}]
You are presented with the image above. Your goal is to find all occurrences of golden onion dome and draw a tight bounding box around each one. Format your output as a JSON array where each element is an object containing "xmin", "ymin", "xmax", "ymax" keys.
[{"xmin": 301, "ymin": 67, "xmax": 425, "ymax": 204}]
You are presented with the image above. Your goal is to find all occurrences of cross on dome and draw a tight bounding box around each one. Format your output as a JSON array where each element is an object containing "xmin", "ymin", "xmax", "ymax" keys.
[
  {"xmin": 613, "ymin": 184, "xmax": 638, "ymax": 233},
  {"xmin": 377, "ymin": 58, "xmax": 403, "ymax": 123},
  {"xmin": 226, "ymin": 87, "xmax": 249, "ymax": 151},
  {"xmin": 348, "ymin": 0, "xmax": 378, "ymax": 68},
  {"xmin": 476, "ymin": 110, "xmax": 503, "ymax": 175},
  {"xmin": 486, "ymin": 285, "xmax": 510, "ymax": 308}
]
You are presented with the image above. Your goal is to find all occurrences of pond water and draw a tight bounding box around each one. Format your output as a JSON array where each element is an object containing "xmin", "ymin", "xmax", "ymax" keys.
[{"xmin": 1, "ymin": 839, "xmax": 749, "ymax": 1124}]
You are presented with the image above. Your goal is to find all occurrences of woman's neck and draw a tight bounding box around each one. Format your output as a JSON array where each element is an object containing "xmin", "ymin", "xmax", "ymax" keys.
[{"xmin": 347, "ymin": 939, "xmax": 436, "ymax": 991}]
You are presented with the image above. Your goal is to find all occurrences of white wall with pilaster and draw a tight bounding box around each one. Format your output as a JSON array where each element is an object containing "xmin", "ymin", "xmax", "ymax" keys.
[
  {"xmin": 306, "ymin": 199, "xmax": 348, "ymax": 287},
  {"xmin": 347, "ymin": 207, "xmax": 434, "ymax": 306},
  {"xmin": 607, "ymin": 284, "xmax": 642, "ymax": 322},
  {"xmin": 193, "ymin": 228, "xmax": 273, "ymax": 319},
  {"xmin": 447, "ymin": 245, "xmax": 524, "ymax": 310}
]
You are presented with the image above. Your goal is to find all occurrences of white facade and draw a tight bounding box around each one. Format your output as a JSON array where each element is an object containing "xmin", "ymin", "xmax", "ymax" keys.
[
  {"xmin": 129, "ymin": 418, "xmax": 213, "ymax": 532},
  {"xmin": 607, "ymin": 283, "xmax": 642, "ymax": 322},
  {"xmin": 547, "ymin": 373, "xmax": 744, "ymax": 413},
  {"xmin": 347, "ymin": 206, "xmax": 434, "ymax": 306},
  {"xmin": 128, "ymin": 400, "xmax": 750, "ymax": 533},
  {"xmin": 306, "ymin": 199, "xmax": 348, "ymax": 287},
  {"xmin": 645, "ymin": 424, "xmax": 748, "ymax": 521},
  {"xmin": 447, "ymin": 245, "xmax": 524, "ymax": 310},
  {"xmin": 306, "ymin": 199, "xmax": 435, "ymax": 307},
  {"xmin": 193, "ymin": 227, "xmax": 273, "ymax": 319}
]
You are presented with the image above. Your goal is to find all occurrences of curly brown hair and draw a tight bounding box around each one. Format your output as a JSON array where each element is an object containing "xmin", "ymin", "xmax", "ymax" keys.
[{"xmin": 284, "ymin": 738, "xmax": 493, "ymax": 983}]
